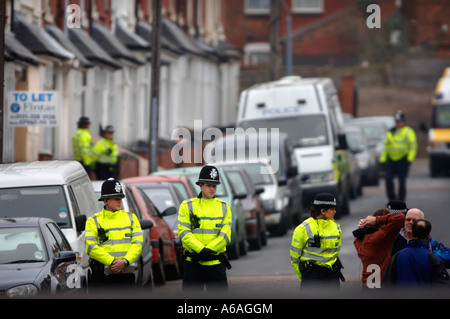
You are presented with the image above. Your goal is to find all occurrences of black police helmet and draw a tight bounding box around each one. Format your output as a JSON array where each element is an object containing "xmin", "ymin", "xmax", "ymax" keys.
[
  {"xmin": 312, "ymin": 193, "xmax": 337, "ymax": 206},
  {"xmin": 98, "ymin": 178, "xmax": 125, "ymax": 201},
  {"xmin": 196, "ymin": 165, "xmax": 221, "ymax": 185},
  {"xmin": 77, "ymin": 116, "xmax": 91, "ymax": 125},
  {"xmin": 104, "ymin": 125, "xmax": 114, "ymax": 133},
  {"xmin": 387, "ymin": 199, "xmax": 408, "ymax": 214}
]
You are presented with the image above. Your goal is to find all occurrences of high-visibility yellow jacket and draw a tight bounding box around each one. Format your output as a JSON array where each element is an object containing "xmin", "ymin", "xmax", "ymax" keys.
[
  {"xmin": 73, "ymin": 128, "xmax": 94, "ymax": 167},
  {"xmin": 93, "ymin": 138, "xmax": 118, "ymax": 166},
  {"xmin": 85, "ymin": 208, "xmax": 143, "ymax": 266},
  {"xmin": 178, "ymin": 196, "xmax": 232, "ymax": 266},
  {"xmin": 290, "ymin": 217, "xmax": 342, "ymax": 281},
  {"xmin": 380, "ymin": 126, "xmax": 417, "ymax": 163}
]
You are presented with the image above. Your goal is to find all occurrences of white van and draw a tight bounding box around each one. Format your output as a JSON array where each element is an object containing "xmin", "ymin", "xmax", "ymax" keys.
[
  {"xmin": 236, "ymin": 76, "xmax": 351, "ymax": 216},
  {"xmin": 0, "ymin": 161, "xmax": 99, "ymax": 286}
]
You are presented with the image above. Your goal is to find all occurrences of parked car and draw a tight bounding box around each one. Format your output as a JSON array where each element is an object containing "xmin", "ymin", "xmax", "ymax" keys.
[
  {"xmin": 91, "ymin": 180, "xmax": 155, "ymax": 287},
  {"xmin": 130, "ymin": 174, "xmax": 197, "ymax": 200},
  {"xmin": 344, "ymin": 125, "xmax": 379, "ymax": 186},
  {"xmin": 215, "ymin": 160, "xmax": 289, "ymax": 236},
  {"xmin": 0, "ymin": 161, "xmax": 99, "ymax": 286},
  {"xmin": 217, "ymin": 164, "xmax": 267, "ymax": 250},
  {"xmin": 210, "ymin": 131, "xmax": 305, "ymax": 226},
  {"xmin": 152, "ymin": 166, "xmax": 248, "ymax": 260},
  {"xmin": 122, "ymin": 177, "xmax": 184, "ymax": 273},
  {"xmin": 0, "ymin": 217, "xmax": 83, "ymax": 297},
  {"xmin": 128, "ymin": 185, "xmax": 179, "ymax": 282},
  {"xmin": 348, "ymin": 118, "xmax": 387, "ymax": 175},
  {"xmin": 344, "ymin": 139, "xmax": 363, "ymax": 199}
]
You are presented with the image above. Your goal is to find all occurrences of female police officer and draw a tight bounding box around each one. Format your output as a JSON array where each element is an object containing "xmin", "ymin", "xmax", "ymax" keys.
[{"xmin": 290, "ymin": 193, "xmax": 344, "ymax": 289}]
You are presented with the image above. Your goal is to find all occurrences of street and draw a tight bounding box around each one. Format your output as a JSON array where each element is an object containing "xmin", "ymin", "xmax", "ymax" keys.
[{"xmin": 152, "ymin": 158, "xmax": 450, "ymax": 298}]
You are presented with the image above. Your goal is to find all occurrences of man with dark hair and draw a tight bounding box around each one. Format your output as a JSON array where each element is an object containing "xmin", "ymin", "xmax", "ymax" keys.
[{"xmin": 384, "ymin": 219, "xmax": 449, "ymax": 288}]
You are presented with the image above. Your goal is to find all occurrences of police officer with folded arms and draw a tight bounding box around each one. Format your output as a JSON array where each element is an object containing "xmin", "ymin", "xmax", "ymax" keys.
[
  {"xmin": 85, "ymin": 178, "xmax": 143, "ymax": 289},
  {"xmin": 380, "ymin": 110, "xmax": 417, "ymax": 201},
  {"xmin": 290, "ymin": 193, "xmax": 344, "ymax": 289},
  {"xmin": 177, "ymin": 165, "xmax": 232, "ymax": 292}
]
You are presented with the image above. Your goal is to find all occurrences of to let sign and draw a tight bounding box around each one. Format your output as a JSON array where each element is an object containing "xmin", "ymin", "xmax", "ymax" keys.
[{"xmin": 7, "ymin": 91, "xmax": 60, "ymax": 127}]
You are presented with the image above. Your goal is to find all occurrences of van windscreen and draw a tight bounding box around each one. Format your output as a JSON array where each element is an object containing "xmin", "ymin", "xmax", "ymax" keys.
[
  {"xmin": 0, "ymin": 186, "xmax": 71, "ymax": 228},
  {"xmin": 239, "ymin": 114, "xmax": 329, "ymax": 148}
]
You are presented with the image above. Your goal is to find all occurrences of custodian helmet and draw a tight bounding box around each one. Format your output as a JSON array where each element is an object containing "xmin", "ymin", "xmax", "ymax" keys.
[
  {"xmin": 98, "ymin": 178, "xmax": 125, "ymax": 201},
  {"xmin": 196, "ymin": 165, "xmax": 221, "ymax": 185}
]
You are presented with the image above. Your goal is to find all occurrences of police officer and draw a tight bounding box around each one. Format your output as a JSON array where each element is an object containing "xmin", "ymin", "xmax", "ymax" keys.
[
  {"xmin": 177, "ymin": 165, "xmax": 232, "ymax": 292},
  {"xmin": 290, "ymin": 193, "xmax": 344, "ymax": 289},
  {"xmin": 85, "ymin": 178, "xmax": 143, "ymax": 289},
  {"xmin": 73, "ymin": 116, "xmax": 94, "ymax": 176},
  {"xmin": 93, "ymin": 125, "xmax": 119, "ymax": 180},
  {"xmin": 380, "ymin": 110, "xmax": 417, "ymax": 201}
]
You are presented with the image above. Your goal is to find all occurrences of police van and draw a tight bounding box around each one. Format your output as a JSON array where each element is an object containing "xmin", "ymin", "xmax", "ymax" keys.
[
  {"xmin": 0, "ymin": 161, "xmax": 99, "ymax": 287},
  {"xmin": 236, "ymin": 76, "xmax": 351, "ymax": 217},
  {"xmin": 421, "ymin": 73, "xmax": 450, "ymax": 176}
]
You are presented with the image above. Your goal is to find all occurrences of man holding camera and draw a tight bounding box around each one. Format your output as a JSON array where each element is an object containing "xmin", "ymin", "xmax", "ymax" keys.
[{"xmin": 290, "ymin": 193, "xmax": 344, "ymax": 289}]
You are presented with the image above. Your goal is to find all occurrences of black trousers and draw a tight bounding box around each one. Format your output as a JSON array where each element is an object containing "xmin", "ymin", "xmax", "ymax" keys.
[
  {"xmin": 301, "ymin": 265, "xmax": 340, "ymax": 290},
  {"xmin": 182, "ymin": 260, "xmax": 228, "ymax": 292},
  {"xmin": 89, "ymin": 261, "xmax": 135, "ymax": 294},
  {"xmin": 95, "ymin": 163, "xmax": 117, "ymax": 180},
  {"xmin": 385, "ymin": 158, "xmax": 410, "ymax": 201}
]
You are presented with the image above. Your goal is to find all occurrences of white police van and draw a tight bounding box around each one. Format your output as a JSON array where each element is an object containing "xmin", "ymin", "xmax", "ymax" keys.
[
  {"xmin": 236, "ymin": 76, "xmax": 351, "ymax": 217},
  {"xmin": 0, "ymin": 161, "xmax": 99, "ymax": 288}
]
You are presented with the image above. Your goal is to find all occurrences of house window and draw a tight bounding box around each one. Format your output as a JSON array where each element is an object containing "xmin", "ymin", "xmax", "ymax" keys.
[
  {"xmin": 245, "ymin": 0, "xmax": 270, "ymax": 15},
  {"xmin": 292, "ymin": 0, "xmax": 324, "ymax": 14},
  {"xmin": 244, "ymin": 42, "xmax": 270, "ymax": 66}
]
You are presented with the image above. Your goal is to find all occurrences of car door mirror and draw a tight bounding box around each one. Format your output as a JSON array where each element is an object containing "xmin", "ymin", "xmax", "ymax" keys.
[
  {"xmin": 52, "ymin": 251, "xmax": 76, "ymax": 272},
  {"xmin": 161, "ymin": 206, "xmax": 177, "ymax": 217},
  {"xmin": 75, "ymin": 215, "xmax": 87, "ymax": 233},
  {"xmin": 139, "ymin": 219, "xmax": 154, "ymax": 230}
]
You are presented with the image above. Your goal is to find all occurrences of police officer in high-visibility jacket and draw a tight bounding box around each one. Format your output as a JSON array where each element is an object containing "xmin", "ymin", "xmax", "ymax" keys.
[
  {"xmin": 290, "ymin": 193, "xmax": 344, "ymax": 289},
  {"xmin": 380, "ymin": 110, "xmax": 417, "ymax": 201},
  {"xmin": 177, "ymin": 165, "xmax": 232, "ymax": 292},
  {"xmin": 85, "ymin": 178, "xmax": 143, "ymax": 288},
  {"xmin": 73, "ymin": 116, "xmax": 94, "ymax": 176},
  {"xmin": 93, "ymin": 125, "xmax": 119, "ymax": 180}
]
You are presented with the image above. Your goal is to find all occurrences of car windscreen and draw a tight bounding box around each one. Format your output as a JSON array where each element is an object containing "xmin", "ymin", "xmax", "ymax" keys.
[
  {"xmin": 141, "ymin": 187, "xmax": 177, "ymax": 212},
  {"xmin": 0, "ymin": 227, "xmax": 47, "ymax": 264},
  {"xmin": 239, "ymin": 163, "xmax": 274, "ymax": 186},
  {"xmin": 239, "ymin": 114, "xmax": 330, "ymax": 148},
  {"xmin": 0, "ymin": 186, "xmax": 72, "ymax": 228},
  {"xmin": 345, "ymin": 131, "xmax": 367, "ymax": 153}
]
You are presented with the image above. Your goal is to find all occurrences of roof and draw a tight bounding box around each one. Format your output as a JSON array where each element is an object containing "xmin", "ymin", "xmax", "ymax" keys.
[
  {"xmin": 4, "ymin": 31, "xmax": 45, "ymax": 66},
  {"xmin": 91, "ymin": 22, "xmax": 145, "ymax": 66},
  {"xmin": 13, "ymin": 14, "xmax": 74, "ymax": 61},
  {"xmin": 67, "ymin": 27, "xmax": 122, "ymax": 70},
  {"xmin": 0, "ymin": 217, "xmax": 54, "ymax": 228},
  {"xmin": 45, "ymin": 24, "xmax": 94, "ymax": 69},
  {"xmin": 0, "ymin": 161, "xmax": 88, "ymax": 188},
  {"xmin": 115, "ymin": 22, "xmax": 151, "ymax": 51}
]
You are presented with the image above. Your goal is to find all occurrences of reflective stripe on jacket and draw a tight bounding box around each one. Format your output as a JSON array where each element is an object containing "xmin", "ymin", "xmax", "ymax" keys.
[
  {"xmin": 178, "ymin": 196, "xmax": 232, "ymax": 266},
  {"xmin": 290, "ymin": 217, "xmax": 342, "ymax": 280},
  {"xmin": 73, "ymin": 128, "xmax": 94, "ymax": 166},
  {"xmin": 380, "ymin": 126, "xmax": 417, "ymax": 163},
  {"xmin": 93, "ymin": 138, "xmax": 118, "ymax": 165},
  {"xmin": 85, "ymin": 208, "xmax": 143, "ymax": 266}
]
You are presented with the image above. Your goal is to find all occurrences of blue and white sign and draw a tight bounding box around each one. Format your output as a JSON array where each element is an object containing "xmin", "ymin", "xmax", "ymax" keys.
[{"xmin": 6, "ymin": 91, "xmax": 60, "ymax": 127}]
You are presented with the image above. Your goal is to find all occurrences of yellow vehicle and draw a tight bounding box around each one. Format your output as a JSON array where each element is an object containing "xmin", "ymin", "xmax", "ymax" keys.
[{"xmin": 422, "ymin": 74, "xmax": 450, "ymax": 176}]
